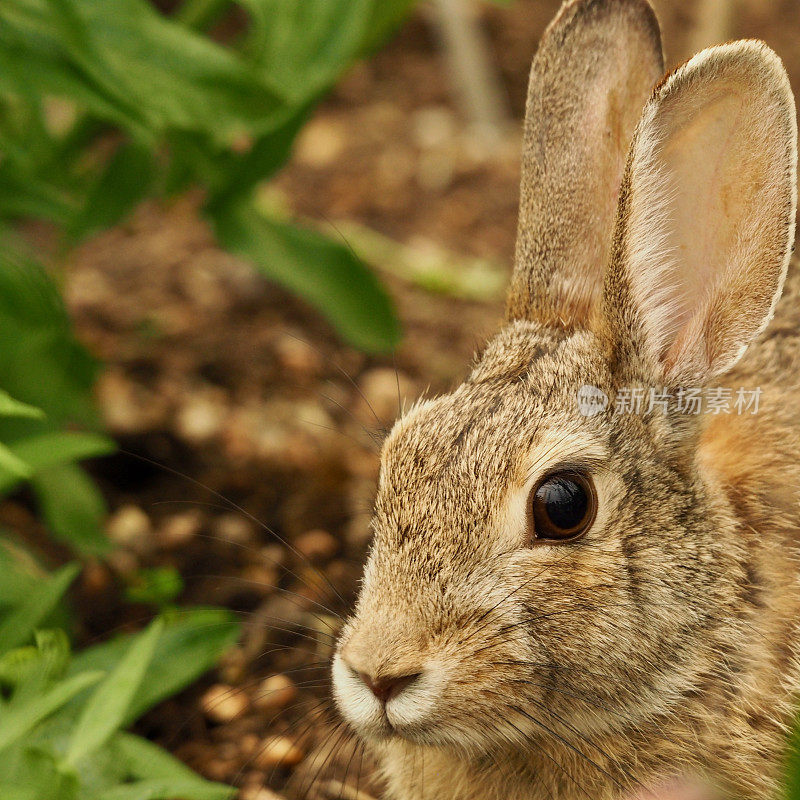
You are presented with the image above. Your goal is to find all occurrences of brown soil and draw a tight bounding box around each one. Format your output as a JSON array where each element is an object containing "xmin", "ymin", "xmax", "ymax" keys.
[{"xmin": 8, "ymin": 2, "xmax": 800, "ymax": 798}]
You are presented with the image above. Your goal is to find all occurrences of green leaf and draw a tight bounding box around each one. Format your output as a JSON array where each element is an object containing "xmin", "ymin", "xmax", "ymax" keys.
[
  {"xmin": 205, "ymin": 99, "xmax": 313, "ymax": 208},
  {"xmin": 189, "ymin": 0, "xmax": 419, "ymax": 205},
  {"xmin": 0, "ymin": 747, "xmax": 80, "ymax": 800},
  {"xmin": 113, "ymin": 732, "xmax": 218, "ymax": 781},
  {"xmin": 0, "ymin": 669, "xmax": 103, "ymax": 752},
  {"xmin": 241, "ymin": 0, "xmax": 372, "ymax": 103},
  {"xmin": 0, "ymin": 538, "xmax": 66, "ymax": 622},
  {"xmin": 91, "ymin": 736, "xmax": 236, "ymax": 800},
  {"xmin": 0, "ymin": 629, "xmax": 70, "ymax": 688},
  {"xmin": 240, "ymin": 0, "xmax": 420, "ymax": 95},
  {"xmin": 212, "ymin": 202, "xmax": 400, "ymax": 353},
  {"xmin": 174, "ymin": 0, "xmax": 231, "ymax": 31},
  {"xmin": 0, "ymin": 441, "xmax": 32, "ymax": 478},
  {"xmin": 124, "ymin": 567, "xmax": 184, "ymax": 607},
  {"xmin": 0, "ymin": 0, "xmax": 287, "ymax": 143},
  {"xmin": 31, "ymin": 463, "xmax": 110, "ymax": 555},
  {"xmin": 0, "ymin": 645, "xmax": 40, "ymax": 687},
  {"xmin": 0, "ymin": 165, "xmax": 77, "ymax": 225},
  {"xmin": 0, "ymin": 786, "xmax": 37, "ymax": 800},
  {"xmin": 33, "ymin": 628, "xmax": 71, "ymax": 678},
  {"xmin": 0, "ymin": 431, "xmax": 115, "ymax": 495},
  {"xmin": 0, "ymin": 38, "xmax": 150, "ymax": 142},
  {"xmin": 95, "ymin": 779, "xmax": 235, "ymax": 800},
  {"xmin": 361, "ymin": 0, "xmax": 419, "ymax": 54},
  {"xmin": 67, "ymin": 141, "xmax": 156, "ymax": 241},
  {"xmin": 0, "ymin": 563, "xmax": 79, "ymax": 656},
  {"xmin": 0, "ymin": 390, "xmax": 44, "ymax": 419},
  {"xmin": 784, "ymin": 711, "xmax": 800, "ymax": 799},
  {"xmin": 0, "ymin": 248, "xmax": 99, "ymax": 429},
  {"xmin": 68, "ymin": 609, "xmax": 239, "ymax": 724},
  {"xmin": 66, "ymin": 618, "xmax": 164, "ymax": 766},
  {"xmin": 11, "ymin": 431, "xmax": 115, "ymax": 470}
]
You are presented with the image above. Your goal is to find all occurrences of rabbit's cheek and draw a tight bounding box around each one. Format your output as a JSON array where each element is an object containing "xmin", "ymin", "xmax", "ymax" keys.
[{"xmin": 381, "ymin": 667, "xmax": 445, "ymax": 730}]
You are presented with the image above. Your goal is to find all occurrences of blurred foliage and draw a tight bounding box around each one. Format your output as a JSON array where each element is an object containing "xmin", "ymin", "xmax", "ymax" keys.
[
  {"xmin": 0, "ymin": 400, "xmax": 240, "ymax": 795},
  {"xmin": 123, "ymin": 566, "xmax": 185, "ymax": 608},
  {"xmin": 0, "ymin": 2, "xmax": 420, "ymax": 790},
  {"xmin": 0, "ymin": 560, "xmax": 239, "ymax": 800},
  {"xmin": 0, "ymin": 0, "xmax": 413, "ymax": 352},
  {"xmin": 785, "ymin": 713, "xmax": 800, "ymax": 799},
  {"xmin": 0, "ymin": 0, "xmax": 420, "ymax": 558},
  {"xmin": 0, "ymin": 303, "xmax": 113, "ymax": 554}
]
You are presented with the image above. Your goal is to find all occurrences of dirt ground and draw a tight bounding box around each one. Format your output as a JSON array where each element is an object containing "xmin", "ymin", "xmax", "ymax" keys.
[{"xmin": 9, "ymin": 1, "xmax": 800, "ymax": 798}]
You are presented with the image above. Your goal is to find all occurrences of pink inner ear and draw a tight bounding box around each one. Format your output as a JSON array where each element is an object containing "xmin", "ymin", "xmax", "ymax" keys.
[
  {"xmin": 659, "ymin": 89, "xmax": 747, "ymax": 370},
  {"xmin": 623, "ymin": 66, "xmax": 794, "ymax": 383}
]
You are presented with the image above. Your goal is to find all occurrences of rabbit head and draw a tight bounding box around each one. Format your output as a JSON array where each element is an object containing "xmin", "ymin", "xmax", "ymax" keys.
[{"xmin": 332, "ymin": 0, "xmax": 797, "ymax": 778}]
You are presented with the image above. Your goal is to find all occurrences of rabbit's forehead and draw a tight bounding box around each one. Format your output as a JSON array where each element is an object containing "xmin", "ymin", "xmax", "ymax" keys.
[{"xmin": 378, "ymin": 326, "xmax": 611, "ymax": 520}]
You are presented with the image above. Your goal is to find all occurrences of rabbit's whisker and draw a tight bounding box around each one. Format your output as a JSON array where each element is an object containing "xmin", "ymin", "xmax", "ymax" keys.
[
  {"xmin": 185, "ymin": 573, "xmax": 343, "ymax": 627},
  {"xmin": 119, "ymin": 447, "xmax": 349, "ymax": 608}
]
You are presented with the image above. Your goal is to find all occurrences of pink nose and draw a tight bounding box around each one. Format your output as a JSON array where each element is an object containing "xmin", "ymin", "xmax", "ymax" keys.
[{"xmin": 358, "ymin": 671, "xmax": 420, "ymax": 704}]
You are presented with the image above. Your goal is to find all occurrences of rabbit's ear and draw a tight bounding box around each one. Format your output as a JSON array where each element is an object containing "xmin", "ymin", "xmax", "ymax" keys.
[
  {"xmin": 604, "ymin": 41, "xmax": 797, "ymax": 386},
  {"xmin": 507, "ymin": 0, "xmax": 663, "ymax": 327}
]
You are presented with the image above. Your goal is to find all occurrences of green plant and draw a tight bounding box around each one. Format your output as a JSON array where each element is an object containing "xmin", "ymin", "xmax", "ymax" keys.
[
  {"xmin": 0, "ymin": 302, "xmax": 113, "ymax": 555},
  {"xmin": 0, "ymin": 0, "xmax": 422, "ymax": 559},
  {"xmin": 0, "ymin": 0, "xmax": 419, "ymax": 353},
  {"xmin": 784, "ymin": 713, "xmax": 800, "ymax": 800},
  {"xmin": 0, "ymin": 559, "xmax": 240, "ymax": 800},
  {"xmin": 0, "ymin": 389, "xmax": 239, "ymax": 794}
]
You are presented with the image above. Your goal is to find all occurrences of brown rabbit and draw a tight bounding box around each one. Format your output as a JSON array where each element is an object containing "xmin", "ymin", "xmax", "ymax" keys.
[{"xmin": 331, "ymin": 1, "xmax": 800, "ymax": 798}]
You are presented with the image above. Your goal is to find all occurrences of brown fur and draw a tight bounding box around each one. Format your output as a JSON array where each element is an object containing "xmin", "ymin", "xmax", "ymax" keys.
[
  {"xmin": 508, "ymin": 0, "xmax": 663, "ymax": 328},
  {"xmin": 332, "ymin": 2, "xmax": 800, "ymax": 798}
]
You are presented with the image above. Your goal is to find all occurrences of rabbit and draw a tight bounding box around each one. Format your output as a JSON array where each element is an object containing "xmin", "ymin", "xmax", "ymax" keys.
[{"xmin": 331, "ymin": 0, "xmax": 800, "ymax": 798}]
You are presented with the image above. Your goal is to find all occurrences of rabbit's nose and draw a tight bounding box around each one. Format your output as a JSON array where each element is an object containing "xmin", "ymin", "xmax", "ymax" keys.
[{"xmin": 357, "ymin": 670, "xmax": 421, "ymax": 704}]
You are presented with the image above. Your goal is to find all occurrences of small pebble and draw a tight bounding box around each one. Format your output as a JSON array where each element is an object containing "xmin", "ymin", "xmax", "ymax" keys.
[
  {"xmin": 273, "ymin": 333, "xmax": 322, "ymax": 376},
  {"xmin": 200, "ymin": 684, "xmax": 249, "ymax": 723},
  {"xmin": 260, "ymin": 544, "xmax": 287, "ymax": 569},
  {"xmin": 326, "ymin": 560, "xmax": 350, "ymax": 588},
  {"xmin": 217, "ymin": 741, "xmax": 239, "ymax": 760},
  {"xmin": 412, "ymin": 106, "xmax": 457, "ymax": 150},
  {"xmin": 218, "ymin": 646, "xmax": 247, "ymax": 684},
  {"xmin": 253, "ymin": 674, "xmax": 298, "ymax": 713},
  {"xmin": 240, "ymin": 787, "xmax": 287, "ymax": 800},
  {"xmin": 416, "ymin": 147, "xmax": 456, "ymax": 192},
  {"xmin": 376, "ymin": 147, "xmax": 416, "ymax": 191},
  {"xmin": 239, "ymin": 734, "xmax": 260, "ymax": 757},
  {"xmin": 241, "ymin": 564, "xmax": 280, "ymax": 594},
  {"xmin": 204, "ymin": 759, "xmax": 237, "ymax": 782},
  {"xmin": 214, "ymin": 513, "xmax": 256, "ymax": 545},
  {"xmin": 253, "ymin": 736, "xmax": 305, "ymax": 769},
  {"xmin": 294, "ymin": 529, "xmax": 338, "ymax": 562},
  {"xmin": 357, "ymin": 367, "xmax": 415, "ymax": 425},
  {"xmin": 160, "ymin": 509, "xmax": 202, "ymax": 549},
  {"xmin": 80, "ymin": 559, "xmax": 112, "ymax": 595},
  {"xmin": 106, "ymin": 505, "xmax": 152, "ymax": 552},
  {"xmin": 106, "ymin": 548, "xmax": 139, "ymax": 577},
  {"xmin": 175, "ymin": 394, "xmax": 225, "ymax": 444},
  {"xmin": 97, "ymin": 371, "xmax": 164, "ymax": 434},
  {"xmin": 294, "ymin": 116, "xmax": 346, "ymax": 168}
]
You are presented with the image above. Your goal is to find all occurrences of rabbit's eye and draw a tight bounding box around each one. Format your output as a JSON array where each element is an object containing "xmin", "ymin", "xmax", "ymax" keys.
[{"xmin": 528, "ymin": 471, "xmax": 597, "ymax": 543}]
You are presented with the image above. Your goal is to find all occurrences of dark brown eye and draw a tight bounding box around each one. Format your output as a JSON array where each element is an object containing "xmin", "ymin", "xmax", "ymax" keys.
[{"xmin": 528, "ymin": 471, "xmax": 597, "ymax": 543}]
